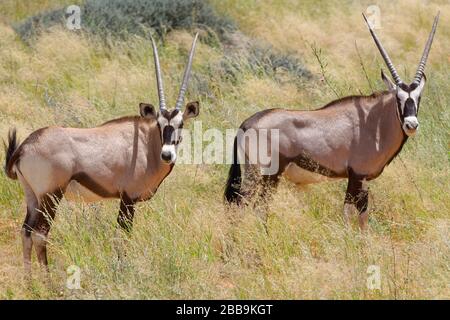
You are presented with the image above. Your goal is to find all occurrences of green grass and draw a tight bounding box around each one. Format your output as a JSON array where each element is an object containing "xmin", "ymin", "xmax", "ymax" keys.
[{"xmin": 0, "ymin": 0, "xmax": 449, "ymax": 299}]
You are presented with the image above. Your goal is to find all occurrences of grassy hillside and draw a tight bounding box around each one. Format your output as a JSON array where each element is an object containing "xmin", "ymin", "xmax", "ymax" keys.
[{"xmin": 0, "ymin": 0, "xmax": 448, "ymax": 299}]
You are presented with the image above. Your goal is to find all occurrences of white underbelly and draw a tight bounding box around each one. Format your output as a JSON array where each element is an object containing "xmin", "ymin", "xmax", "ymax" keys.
[
  {"xmin": 283, "ymin": 163, "xmax": 340, "ymax": 185},
  {"xmin": 64, "ymin": 180, "xmax": 104, "ymax": 202}
]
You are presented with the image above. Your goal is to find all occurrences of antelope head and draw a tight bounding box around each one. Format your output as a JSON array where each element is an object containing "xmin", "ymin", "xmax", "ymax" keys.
[
  {"xmin": 140, "ymin": 33, "xmax": 200, "ymax": 164},
  {"xmin": 363, "ymin": 13, "xmax": 440, "ymax": 137}
]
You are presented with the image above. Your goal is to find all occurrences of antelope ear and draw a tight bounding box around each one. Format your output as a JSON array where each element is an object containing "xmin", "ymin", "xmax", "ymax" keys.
[
  {"xmin": 183, "ymin": 101, "xmax": 200, "ymax": 119},
  {"xmin": 381, "ymin": 69, "xmax": 395, "ymax": 91},
  {"xmin": 139, "ymin": 103, "xmax": 157, "ymax": 119}
]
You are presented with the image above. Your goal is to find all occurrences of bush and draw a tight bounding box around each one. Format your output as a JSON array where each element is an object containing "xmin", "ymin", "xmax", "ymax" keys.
[
  {"xmin": 247, "ymin": 41, "xmax": 312, "ymax": 80},
  {"xmin": 14, "ymin": 0, "xmax": 310, "ymax": 85},
  {"xmin": 14, "ymin": 0, "xmax": 236, "ymax": 42},
  {"xmin": 220, "ymin": 38, "xmax": 312, "ymax": 85}
]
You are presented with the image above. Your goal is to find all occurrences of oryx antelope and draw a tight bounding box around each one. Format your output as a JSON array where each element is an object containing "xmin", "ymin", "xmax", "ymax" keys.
[
  {"xmin": 3, "ymin": 34, "xmax": 200, "ymax": 272},
  {"xmin": 224, "ymin": 14, "xmax": 440, "ymax": 230}
]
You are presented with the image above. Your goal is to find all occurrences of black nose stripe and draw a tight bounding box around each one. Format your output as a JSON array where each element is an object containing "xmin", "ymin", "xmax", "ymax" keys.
[
  {"xmin": 162, "ymin": 124, "xmax": 184, "ymax": 145},
  {"xmin": 162, "ymin": 126, "xmax": 175, "ymax": 144},
  {"xmin": 403, "ymin": 98, "xmax": 416, "ymax": 117}
]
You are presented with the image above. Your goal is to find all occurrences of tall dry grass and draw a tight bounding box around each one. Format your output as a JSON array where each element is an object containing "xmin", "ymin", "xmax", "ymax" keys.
[{"xmin": 0, "ymin": 0, "xmax": 448, "ymax": 299}]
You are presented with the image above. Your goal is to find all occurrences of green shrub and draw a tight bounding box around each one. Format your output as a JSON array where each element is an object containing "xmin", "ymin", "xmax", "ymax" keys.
[
  {"xmin": 14, "ymin": 0, "xmax": 310, "ymax": 87},
  {"xmin": 15, "ymin": 0, "xmax": 236, "ymax": 42}
]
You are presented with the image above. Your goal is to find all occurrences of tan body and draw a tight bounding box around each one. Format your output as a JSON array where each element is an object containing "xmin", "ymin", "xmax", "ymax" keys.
[
  {"xmin": 225, "ymin": 12, "xmax": 439, "ymax": 231},
  {"xmin": 249, "ymin": 91, "xmax": 405, "ymax": 182},
  {"xmin": 225, "ymin": 91, "xmax": 407, "ymax": 230},
  {"xmin": 16, "ymin": 117, "xmax": 171, "ymax": 203}
]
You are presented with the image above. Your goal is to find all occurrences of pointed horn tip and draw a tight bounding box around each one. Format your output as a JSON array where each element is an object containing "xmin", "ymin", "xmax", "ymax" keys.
[
  {"xmin": 150, "ymin": 35, "xmax": 157, "ymax": 47},
  {"xmin": 362, "ymin": 13, "xmax": 369, "ymax": 24},
  {"xmin": 430, "ymin": 11, "xmax": 440, "ymax": 26},
  {"xmin": 434, "ymin": 11, "xmax": 440, "ymax": 26},
  {"xmin": 430, "ymin": 12, "xmax": 440, "ymax": 28},
  {"xmin": 362, "ymin": 13, "xmax": 373, "ymax": 30},
  {"xmin": 192, "ymin": 32, "xmax": 200, "ymax": 44}
]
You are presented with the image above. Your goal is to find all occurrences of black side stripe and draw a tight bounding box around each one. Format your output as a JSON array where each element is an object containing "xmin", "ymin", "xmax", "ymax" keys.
[{"xmin": 71, "ymin": 172, "xmax": 119, "ymax": 198}]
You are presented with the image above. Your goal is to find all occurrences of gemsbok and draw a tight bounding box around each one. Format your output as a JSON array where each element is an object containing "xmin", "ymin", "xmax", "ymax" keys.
[
  {"xmin": 4, "ymin": 33, "xmax": 200, "ymax": 273},
  {"xmin": 224, "ymin": 14, "xmax": 440, "ymax": 230}
]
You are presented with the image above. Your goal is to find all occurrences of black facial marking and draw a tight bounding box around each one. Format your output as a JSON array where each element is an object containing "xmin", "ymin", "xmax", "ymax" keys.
[
  {"xmin": 162, "ymin": 125, "xmax": 176, "ymax": 144},
  {"xmin": 404, "ymin": 98, "xmax": 416, "ymax": 117},
  {"xmin": 409, "ymin": 82, "xmax": 419, "ymax": 90},
  {"xmin": 159, "ymin": 109, "xmax": 183, "ymax": 145},
  {"xmin": 396, "ymin": 96, "xmax": 403, "ymax": 120},
  {"xmin": 171, "ymin": 109, "xmax": 180, "ymax": 118},
  {"xmin": 160, "ymin": 109, "xmax": 181, "ymax": 119},
  {"xmin": 399, "ymin": 83, "xmax": 409, "ymax": 91},
  {"xmin": 396, "ymin": 83, "xmax": 422, "ymax": 120}
]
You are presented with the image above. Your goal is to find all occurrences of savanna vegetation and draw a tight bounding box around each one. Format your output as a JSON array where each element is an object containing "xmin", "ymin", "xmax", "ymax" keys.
[{"xmin": 0, "ymin": 0, "xmax": 448, "ymax": 299}]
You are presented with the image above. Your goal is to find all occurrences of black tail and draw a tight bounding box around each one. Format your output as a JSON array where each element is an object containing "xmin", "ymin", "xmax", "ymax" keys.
[
  {"xmin": 3, "ymin": 128, "xmax": 19, "ymax": 180},
  {"xmin": 224, "ymin": 135, "xmax": 242, "ymax": 204}
]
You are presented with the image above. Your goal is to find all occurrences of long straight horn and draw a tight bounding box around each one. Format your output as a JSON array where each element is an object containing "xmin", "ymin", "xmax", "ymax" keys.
[
  {"xmin": 175, "ymin": 33, "xmax": 199, "ymax": 110},
  {"xmin": 413, "ymin": 12, "xmax": 440, "ymax": 84},
  {"xmin": 362, "ymin": 13, "xmax": 403, "ymax": 85},
  {"xmin": 150, "ymin": 35, "xmax": 167, "ymax": 110}
]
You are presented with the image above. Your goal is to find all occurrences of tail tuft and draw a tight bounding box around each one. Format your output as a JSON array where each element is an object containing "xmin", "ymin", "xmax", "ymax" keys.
[
  {"xmin": 3, "ymin": 128, "xmax": 20, "ymax": 180},
  {"xmin": 224, "ymin": 135, "xmax": 242, "ymax": 204}
]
